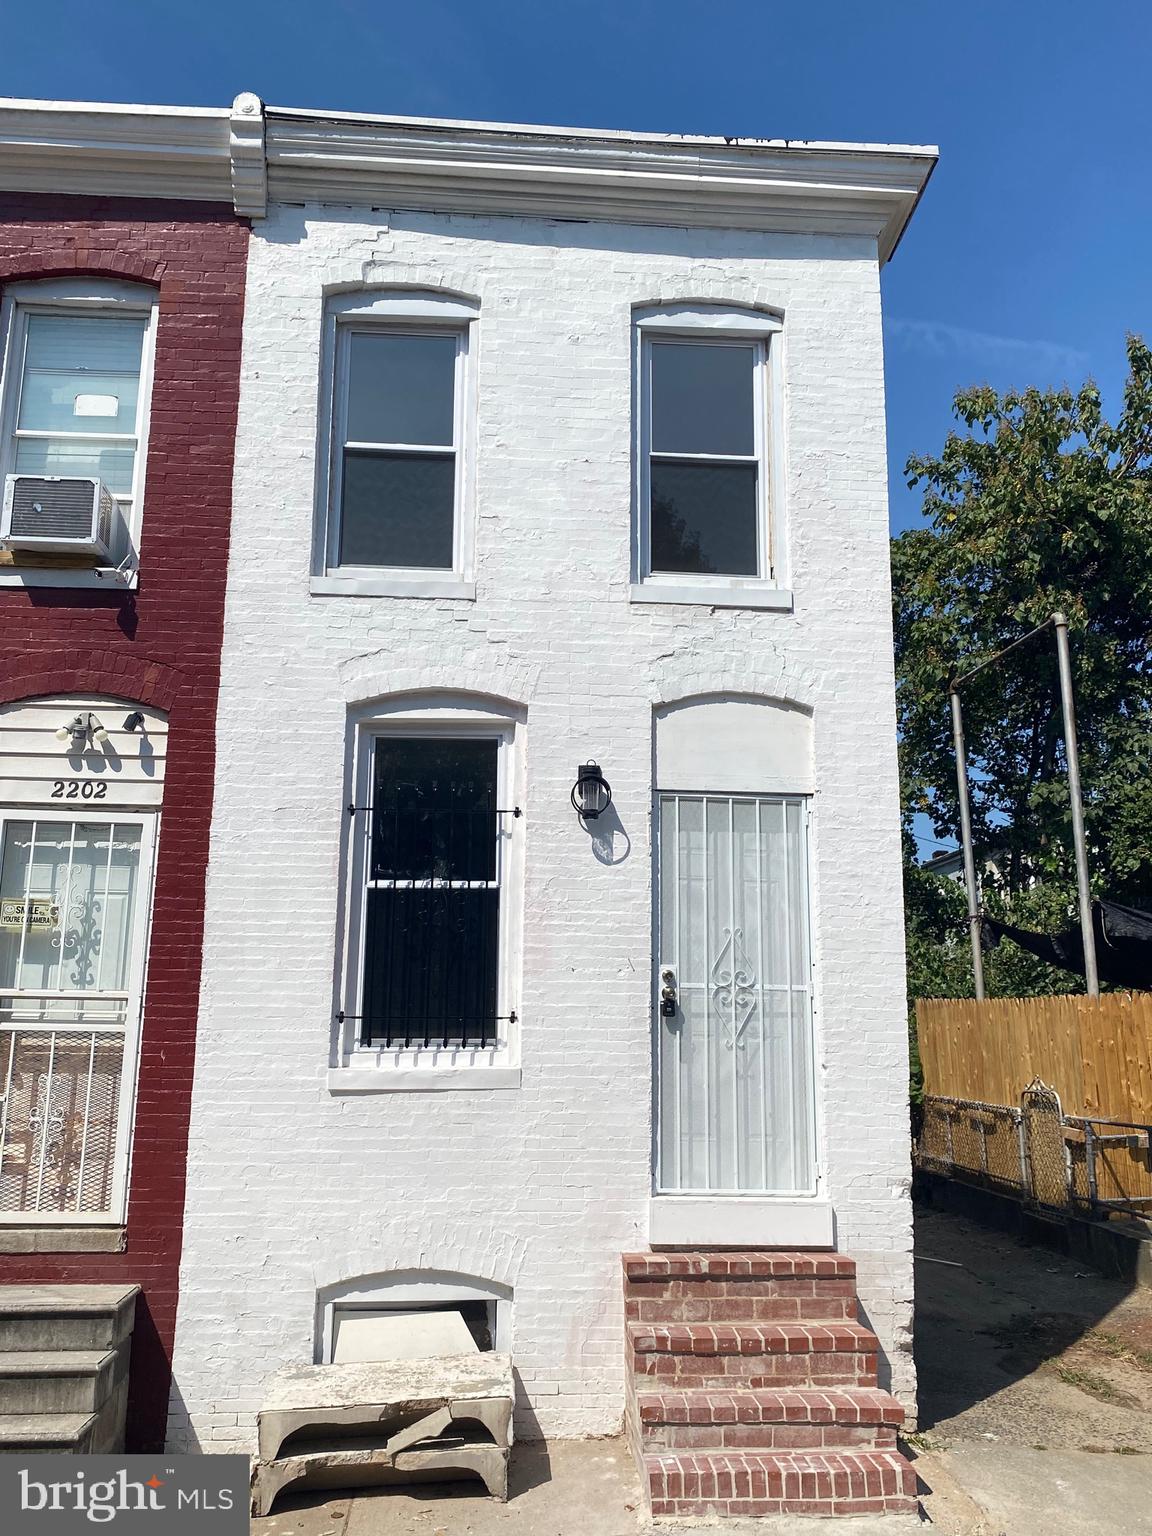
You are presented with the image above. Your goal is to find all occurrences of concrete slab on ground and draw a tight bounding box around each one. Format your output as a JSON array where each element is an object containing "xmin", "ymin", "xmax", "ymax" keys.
[{"xmin": 916, "ymin": 1444, "xmax": 1152, "ymax": 1535}]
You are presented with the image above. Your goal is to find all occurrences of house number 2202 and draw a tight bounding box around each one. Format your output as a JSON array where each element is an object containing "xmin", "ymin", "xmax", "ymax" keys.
[{"xmin": 51, "ymin": 780, "xmax": 108, "ymax": 800}]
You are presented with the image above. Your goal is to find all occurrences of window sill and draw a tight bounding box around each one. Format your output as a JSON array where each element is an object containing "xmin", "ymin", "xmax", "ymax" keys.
[
  {"xmin": 649, "ymin": 1196, "xmax": 832, "ymax": 1247},
  {"xmin": 0, "ymin": 1224, "xmax": 126, "ymax": 1254},
  {"xmin": 629, "ymin": 582, "xmax": 793, "ymax": 612},
  {"xmin": 327, "ymin": 1066, "xmax": 521, "ymax": 1093},
  {"xmin": 0, "ymin": 567, "xmax": 138, "ymax": 591},
  {"xmin": 311, "ymin": 574, "xmax": 476, "ymax": 601}
]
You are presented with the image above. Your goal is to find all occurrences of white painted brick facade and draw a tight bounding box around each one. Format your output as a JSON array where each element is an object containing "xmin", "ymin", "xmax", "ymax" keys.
[{"xmin": 167, "ymin": 204, "xmax": 914, "ymax": 1452}]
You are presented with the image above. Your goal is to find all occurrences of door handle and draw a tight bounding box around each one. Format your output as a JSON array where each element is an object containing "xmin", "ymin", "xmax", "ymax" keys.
[{"xmin": 660, "ymin": 967, "xmax": 678, "ymax": 1017}]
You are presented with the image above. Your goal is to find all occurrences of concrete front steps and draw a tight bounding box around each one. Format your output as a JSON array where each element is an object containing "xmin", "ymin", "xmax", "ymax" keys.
[
  {"xmin": 0, "ymin": 1285, "xmax": 138, "ymax": 1454},
  {"xmin": 623, "ymin": 1253, "xmax": 916, "ymax": 1520}
]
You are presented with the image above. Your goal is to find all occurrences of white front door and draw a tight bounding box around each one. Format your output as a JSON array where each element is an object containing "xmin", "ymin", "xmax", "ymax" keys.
[
  {"xmin": 655, "ymin": 793, "xmax": 816, "ymax": 1195},
  {"xmin": 0, "ymin": 812, "xmax": 155, "ymax": 1222}
]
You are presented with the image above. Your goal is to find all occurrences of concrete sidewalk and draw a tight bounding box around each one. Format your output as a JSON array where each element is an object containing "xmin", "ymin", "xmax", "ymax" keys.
[
  {"xmin": 250, "ymin": 1433, "xmax": 1152, "ymax": 1534},
  {"xmin": 251, "ymin": 1439, "xmax": 919, "ymax": 1536}
]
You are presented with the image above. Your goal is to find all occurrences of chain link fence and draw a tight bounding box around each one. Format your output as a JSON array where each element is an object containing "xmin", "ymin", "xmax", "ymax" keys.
[
  {"xmin": 919, "ymin": 1095, "xmax": 1027, "ymax": 1196},
  {"xmin": 918, "ymin": 1084, "xmax": 1152, "ymax": 1218}
]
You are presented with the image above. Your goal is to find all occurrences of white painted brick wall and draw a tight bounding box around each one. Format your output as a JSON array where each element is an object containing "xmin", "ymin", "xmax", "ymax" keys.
[{"xmin": 167, "ymin": 206, "xmax": 914, "ymax": 1453}]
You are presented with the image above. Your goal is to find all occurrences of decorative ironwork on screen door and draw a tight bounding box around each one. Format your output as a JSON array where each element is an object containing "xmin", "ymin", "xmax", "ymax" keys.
[
  {"xmin": 0, "ymin": 817, "xmax": 147, "ymax": 1219},
  {"xmin": 656, "ymin": 793, "xmax": 816, "ymax": 1196}
]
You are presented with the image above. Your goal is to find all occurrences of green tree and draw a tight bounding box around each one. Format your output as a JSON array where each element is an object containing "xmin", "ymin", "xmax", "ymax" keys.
[{"xmin": 893, "ymin": 335, "xmax": 1152, "ymax": 1020}]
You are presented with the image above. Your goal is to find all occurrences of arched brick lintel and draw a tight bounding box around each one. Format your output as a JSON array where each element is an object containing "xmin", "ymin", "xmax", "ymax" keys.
[
  {"xmin": 0, "ymin": 252, "xmax": 165, "ymax": 285},
  {"xmin": 0, "ymin": 652, "xmax": 182, "ymax": 714}
]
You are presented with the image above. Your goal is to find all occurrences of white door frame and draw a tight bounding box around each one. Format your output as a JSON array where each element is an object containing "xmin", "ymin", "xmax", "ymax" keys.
[{"xmin": 653, "ymin": 789, "xmax": 818, "ymax": 1197}]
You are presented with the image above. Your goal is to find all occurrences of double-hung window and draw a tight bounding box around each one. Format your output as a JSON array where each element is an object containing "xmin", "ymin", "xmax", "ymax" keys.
[
  {"xmin": 317, "ymin": 292, "xmax": 477, "ymax": 598},
  {"xmin": 340, "ymin": 718, "xmax": 521, "ymax": 1084},
  {"xmin": 634, "ymin": 306, "xmax": 787, "ymax": 609},
  {"xmin": 0, "ymin": 281, "xmax": 156, "ymax": 568}
]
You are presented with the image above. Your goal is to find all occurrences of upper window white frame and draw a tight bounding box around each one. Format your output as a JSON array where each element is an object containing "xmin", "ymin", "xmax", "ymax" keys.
[
  {"xmin": 313, "ymin": 291, "xmax": 479, "ymax": 601},
  {"xmin": 632, "ymin": 304, "xmax": 789, "ymax": 611},
  {"xmin": 0, "ymin": 279, "xmax": 158, "ymax": 586},
  {"xmin": 330, "ymin": 698, "xmax": 523, "ymax": 1092}
]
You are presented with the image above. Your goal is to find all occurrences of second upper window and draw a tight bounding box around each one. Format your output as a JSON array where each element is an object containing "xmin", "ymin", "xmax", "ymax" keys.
[{"xmin": 635, "ymin": 307, "xmax": 784, "ymax": 600}]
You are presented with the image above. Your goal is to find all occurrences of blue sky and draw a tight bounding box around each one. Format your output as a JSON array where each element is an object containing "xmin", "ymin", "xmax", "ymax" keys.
[{"xmin": 3, "ymin": 0, "xmax": 1148, "ymax": 534}]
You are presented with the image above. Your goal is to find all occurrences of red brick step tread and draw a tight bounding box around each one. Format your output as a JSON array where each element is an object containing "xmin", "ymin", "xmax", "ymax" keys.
[
  {"xmin": 629, "ymin": 1321, "xmax": 879, "ymax": 1356},
  {"xmin": 643, "ymin": 1448, "xmax": 918, "ymax": 1517},
  {"xmin": 634, "ymin": 1386, "xmax": 905, "ymax": 1427},
  {"xmin": 624, "ymin": 1251, "xmax": 855, "ymax": 1280}
]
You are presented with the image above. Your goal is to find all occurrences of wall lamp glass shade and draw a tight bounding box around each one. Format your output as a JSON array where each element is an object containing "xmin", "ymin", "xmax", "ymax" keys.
[{"xmin": 572, "ymin": 761, "xmax": 612, "ymax": 820}]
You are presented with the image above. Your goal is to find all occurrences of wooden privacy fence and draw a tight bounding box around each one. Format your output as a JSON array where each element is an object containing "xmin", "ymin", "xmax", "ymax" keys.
[{"xmin": 917, "ymin": 993, "xmax": 1152, "ymax": 1123}]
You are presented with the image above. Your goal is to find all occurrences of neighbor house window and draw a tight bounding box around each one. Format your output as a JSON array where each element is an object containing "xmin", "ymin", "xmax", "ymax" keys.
[
  {"xmin": 318, "ymin": 292, "xmax": 477, "ymax": 591},
  {"xmin": 343, "ymin": 725, "xmax": 519, "ymax": 1059},
  {"xmin": 0, "ymin": 281, "xmax": 156, "ymax": 553},
  {"xmin": 634, "ymin": 306, "xmax": 785, "ymax": 603}
]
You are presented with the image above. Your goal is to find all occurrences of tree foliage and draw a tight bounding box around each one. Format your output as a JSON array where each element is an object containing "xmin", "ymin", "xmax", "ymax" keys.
[{"xmin": 893, "ymin": 336, "xmax": 1152, "ymax": 1015}]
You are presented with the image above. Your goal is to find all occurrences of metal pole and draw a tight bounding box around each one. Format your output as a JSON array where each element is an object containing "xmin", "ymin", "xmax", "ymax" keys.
[
  {"xmin": 1053, "ymin": 612, "xmax": 1099, "ymax": 995},
  {"xmin": 949, "ymin": 687, "xmax": 985, "ymax": 998}
]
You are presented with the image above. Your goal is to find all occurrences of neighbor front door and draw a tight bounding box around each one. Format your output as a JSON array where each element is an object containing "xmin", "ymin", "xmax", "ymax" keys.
[
  {"xmin": 655, "ymin": 792, "xmax": 816, "ymax": 1194},
  {"xmin": 0, "ymin": 812, "xmax": 155, "ymax": 1222}
]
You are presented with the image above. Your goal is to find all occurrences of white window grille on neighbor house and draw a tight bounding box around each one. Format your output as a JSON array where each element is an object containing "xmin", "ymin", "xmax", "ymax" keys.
[{"xmin": 0, "ymin": 811, "xmax": 156, "ymax": 1221}]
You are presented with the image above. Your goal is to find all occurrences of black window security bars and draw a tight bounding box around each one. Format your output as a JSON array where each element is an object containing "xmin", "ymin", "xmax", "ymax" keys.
[{"xmin": 341, "ymin": 737, "xmax": 519, "ymax": 1049}]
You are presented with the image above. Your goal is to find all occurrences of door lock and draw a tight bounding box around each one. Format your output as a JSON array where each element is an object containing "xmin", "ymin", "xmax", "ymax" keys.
[{"xmin": 660, "ymin": 967, "xmax": 678, "ymax": 1017}]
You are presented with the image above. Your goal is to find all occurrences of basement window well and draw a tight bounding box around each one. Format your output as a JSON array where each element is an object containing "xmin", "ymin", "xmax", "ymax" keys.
[{"xmin": 318, "ymin": 1274, "xmax": 511, "ymax": 1363}]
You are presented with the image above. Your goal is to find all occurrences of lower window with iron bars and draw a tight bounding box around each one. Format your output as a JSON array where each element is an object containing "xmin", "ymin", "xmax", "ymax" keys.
[{"xmin": 333, "ymin": 729, "xmax": 521, "ymax": 1090}]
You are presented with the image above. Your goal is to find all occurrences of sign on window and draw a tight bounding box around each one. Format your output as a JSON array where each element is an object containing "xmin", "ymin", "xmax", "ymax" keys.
[{"xmin": 0, "ymin": 895, "xmax": 59, "ymax": 931}]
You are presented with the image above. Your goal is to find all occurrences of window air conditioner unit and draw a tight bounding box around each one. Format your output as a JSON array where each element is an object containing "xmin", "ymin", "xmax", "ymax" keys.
[{"xmin": 1, "ymin": 474, "xmax": 120, "ymax": 560}]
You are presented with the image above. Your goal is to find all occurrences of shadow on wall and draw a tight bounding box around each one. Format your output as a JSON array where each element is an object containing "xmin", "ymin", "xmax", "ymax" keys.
[
  {"xmin": 581, "ymin": 802, "xmax": 631, "ymax": 866},
  {"xmin": 165, "ymin": 1374, "xmax": 203, "ymax": 1454}
]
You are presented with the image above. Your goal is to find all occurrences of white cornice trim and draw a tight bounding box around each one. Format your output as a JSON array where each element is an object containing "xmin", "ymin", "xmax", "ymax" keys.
[
  {"xmin": 0, "ymin": 97, "xmax": 237, "ymax": 206},
  {"xmin": 263, "ymin": 110, "xmax": 936, "ymax": 261},
  {"xmin": 229, "ymin": 93, "xmax": 267, "ymax": 218},
  {"xmin": 0, "ymin": 97, "xmax": 937, "ymax": 257}
]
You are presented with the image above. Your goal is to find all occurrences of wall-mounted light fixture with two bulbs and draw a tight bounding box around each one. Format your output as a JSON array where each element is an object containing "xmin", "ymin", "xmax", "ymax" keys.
[{"xmin": 55, "ymin": 713, "xmax": 110, "ymax": 751}]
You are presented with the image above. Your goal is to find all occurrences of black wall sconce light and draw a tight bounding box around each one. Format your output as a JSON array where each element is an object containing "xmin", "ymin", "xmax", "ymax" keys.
[
  {"xmin": 123, "ymin": 711, "xmax": 146, "ymax": 733},
  {"xmin": 571, "ymin": 761, "xmax": 613, "ymax": 821}
]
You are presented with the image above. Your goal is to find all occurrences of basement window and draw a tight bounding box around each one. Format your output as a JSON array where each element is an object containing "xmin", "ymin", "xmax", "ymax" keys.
[{"xmin": 319, "ymin": 1273, "xmax": 512, "ymax": 1362}]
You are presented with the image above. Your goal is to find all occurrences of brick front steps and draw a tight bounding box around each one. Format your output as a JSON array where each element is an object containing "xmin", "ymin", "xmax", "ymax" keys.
[
  {"xmin": 645, "ymin": 1449, "xmax": 916, "ymax": 1520},
  {"xmin": 623, "ymin": 1253, "xmax": 916, "ymax": 1520}
]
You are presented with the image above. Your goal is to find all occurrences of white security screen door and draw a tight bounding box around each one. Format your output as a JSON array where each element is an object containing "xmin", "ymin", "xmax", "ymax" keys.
[
  {"xmin": 0, "ymin": 814, "xmax": 153, "ymax": 1221},
  {"xmin": 656, "ymin": 794, "xmax": 816, "ymax": 1194}
]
